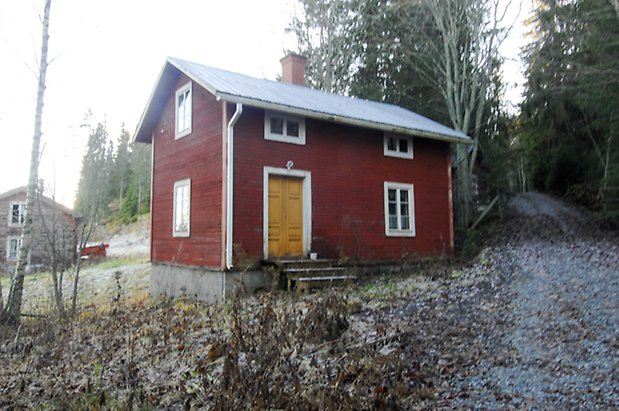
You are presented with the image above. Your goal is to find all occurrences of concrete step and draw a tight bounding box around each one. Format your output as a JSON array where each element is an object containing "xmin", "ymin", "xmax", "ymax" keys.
[
  {"xmin": 283, "ymin": 266, "xmax": 346, "ymax": 277},
  {"xmin": 262, "ymin": 258, "xmax": 337, "ymax": 269},
  {"xmin": 290, "ymin": 274, "xmax": 357, "ymax": 293},
  {"xmin": 262, "ymin": 258, "xmax": 356, "ymax": 292}
]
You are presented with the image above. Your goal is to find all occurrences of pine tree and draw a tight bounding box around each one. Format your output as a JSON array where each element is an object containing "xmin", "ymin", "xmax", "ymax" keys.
[{"xmin": 112, "ymin": 127, "xmax": 132, "ymax": 213}]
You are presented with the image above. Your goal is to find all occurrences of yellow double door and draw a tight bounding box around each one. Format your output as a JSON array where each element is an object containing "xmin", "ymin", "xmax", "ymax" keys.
[{"xmin": 268, "ymin": 175, "xmax": 303, "ymax": 258}]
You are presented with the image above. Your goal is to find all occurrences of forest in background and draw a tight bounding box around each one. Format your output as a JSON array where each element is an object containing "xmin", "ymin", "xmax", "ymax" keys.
[
  {"xmin": 74, "ymin": 114, "xmax": 151, "ymax": 225},
  {"xmin": 290, "ymin": 0, "xmax": 619, "ymax": 225},
  {"xmin": 69, "ymin": 0, "xmax": 619, "ymax": 227},
  {"xmin": 520, "ymin": 0, "xmax": 619, "ymax": 220}
]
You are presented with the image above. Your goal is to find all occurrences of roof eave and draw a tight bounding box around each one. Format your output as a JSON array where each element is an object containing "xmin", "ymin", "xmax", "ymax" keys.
[
  {"xmin": 133, "ymin": 60, "xmax": 181, "ymax": 144},
  {"xmin": 0, "ymin": 186, "xmax": 27, "ymax": 200},
  {"xmin": 215, "ymin": 92, "xmax": 472, "ymax": 145},
  {"xmin": 0, "ymin": 186, "xmax": 78, "ymax": 217}
]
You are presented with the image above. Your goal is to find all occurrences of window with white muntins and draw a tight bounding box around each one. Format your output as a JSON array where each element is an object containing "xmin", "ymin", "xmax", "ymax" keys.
[
  {"xmin": 175, "ymin": 82, "xmax": 192, "ymax": 139},
  {"xmin": 264, "ymin": 111, "xmax": 306, "ymax": 145},
  {"xmin": 9, "ymin": 202, "xmax": 25, "ymax": 226},
  {"xmin": 6, "ymin": 236, "xmax": 21, "ymax": 260},
  {"xmin": 173, "ymin": 179, "xmax": 191, "ymax": 237},
  {"xmin": 384, "ymin": 182, "xmax": 415, "ymax": 237},
  {"xmin": 384, "ymin": 133, "xmax": 413, "ymax": 159}
]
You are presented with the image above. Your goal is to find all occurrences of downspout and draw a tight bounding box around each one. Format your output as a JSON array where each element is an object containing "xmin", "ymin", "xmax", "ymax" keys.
[{"xmin": 226, "ymin": 103, "xmax": 243, "ymax": 270}]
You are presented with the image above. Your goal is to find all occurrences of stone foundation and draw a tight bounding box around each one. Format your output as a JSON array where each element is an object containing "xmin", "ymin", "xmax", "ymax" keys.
[{"xmin": 150, "ymin": 263, "xmax": 271, "ymax": 303}]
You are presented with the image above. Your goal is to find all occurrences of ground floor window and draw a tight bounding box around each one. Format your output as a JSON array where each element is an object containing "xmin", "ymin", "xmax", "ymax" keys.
[
  {"xmin": 6, "ymin": 236, "xmax": 21, "ymax": 259},
  {"xmin": 173, "ymin": 179, "xmax": 191, "ymax": 237},
  {"xmin": 384, "ymin": 182, "xmax": 415, "ymax": 237}
]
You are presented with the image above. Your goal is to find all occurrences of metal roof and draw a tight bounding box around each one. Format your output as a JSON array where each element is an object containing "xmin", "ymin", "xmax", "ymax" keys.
[{"xmin": 134, "ymin": 57, "xmax": 472, "ymax": 144}]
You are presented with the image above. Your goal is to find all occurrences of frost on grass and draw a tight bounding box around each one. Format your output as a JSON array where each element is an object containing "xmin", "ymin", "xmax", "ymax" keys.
[
  {"xmin": 0, "ymin": 289, "xmax": 437, "ymax": 409},
  {"xmin": 1, "ymin": 193, "xmax": 618, "ymax": 409}
]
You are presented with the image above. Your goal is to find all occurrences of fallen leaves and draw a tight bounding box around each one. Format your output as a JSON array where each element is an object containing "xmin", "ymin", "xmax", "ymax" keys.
[{"xmin": 1, "ymin": 194, "xmax": 618, "ymax": 408}]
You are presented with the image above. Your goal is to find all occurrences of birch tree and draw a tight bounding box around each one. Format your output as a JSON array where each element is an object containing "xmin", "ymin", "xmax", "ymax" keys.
[{"xmin": 2, "ymin": 0, "xmax": 52, "ymax": 325}]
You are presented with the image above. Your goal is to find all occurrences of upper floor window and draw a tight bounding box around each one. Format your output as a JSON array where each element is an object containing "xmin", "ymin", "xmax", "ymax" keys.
[
  {"xmin": 173, "ymin": 179, "xmax": 191, "ymax": 237},
  {"xmin": 264, "ymin": 111, "xmax": 306, "ymax": 145},
  {"xmin": 384, "ymin": 133, "xmax": 413, "ymax": 159},
  {"xmin": 175, "ymin": 82, "xmax": 192, "ymax": 139},
  {"xmin": 384, "ymin": 182, "xmax": 416, "ymax": 237},
  {"xmin": 9, "ymin": 202, "xmax": 25, "ymax": 226}
]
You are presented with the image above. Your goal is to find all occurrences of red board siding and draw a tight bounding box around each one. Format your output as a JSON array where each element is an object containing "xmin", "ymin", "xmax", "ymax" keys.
[
  {"xmin": 232, "ymin": 106, "xmax": 453, "ymax": 263},
  {"xmin": 151, "ymin": 75, "xmax": 224, "ymax": 268}
]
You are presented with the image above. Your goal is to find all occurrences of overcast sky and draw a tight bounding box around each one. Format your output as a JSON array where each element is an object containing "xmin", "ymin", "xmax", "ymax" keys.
[{"xmin": 0, "ymin": 0, "xmax": 528, "ymax": 208}]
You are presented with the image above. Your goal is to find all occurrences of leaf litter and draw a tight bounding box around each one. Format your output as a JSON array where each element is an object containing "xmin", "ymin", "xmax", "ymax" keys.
[{"xmin": 1, "ymin": 192, "xmax": 618, "ymax": 409}]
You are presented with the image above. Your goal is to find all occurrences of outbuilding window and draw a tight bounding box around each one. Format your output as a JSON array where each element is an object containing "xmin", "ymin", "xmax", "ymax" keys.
[
  {"xmin": 384, "ymin": 182, "xmax": 415, "ymax": 237},
  {"xmin": 175, "ymin": 82, "xmax": 192, "ymax": 139},
  {"xmin": 9, "ymin": 202, "xmax": 25, "ymax": 226},
  {"xmin": 6, "ymin": 236, "xmax": 21, "ymax": 260},
  {"xmin": 384, "ymin": 133, "xmax": 413, "ymax": 159},
  {"xmin": 264, "ymin": 111, "xmax": 306, "ymax": 145},
  {"xmin": 173, "ymin": 179, "xmax": 191, "ymax": 237}
]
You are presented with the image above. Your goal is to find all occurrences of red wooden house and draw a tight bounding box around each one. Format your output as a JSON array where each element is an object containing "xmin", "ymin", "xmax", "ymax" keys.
[{"xmin": 134, "ymin": 54, "xmax": 471, "ymax": 300}]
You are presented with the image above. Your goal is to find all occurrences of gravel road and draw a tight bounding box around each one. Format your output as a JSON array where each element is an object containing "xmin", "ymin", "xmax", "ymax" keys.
[{"xmin": 444, "ymin": 192, "xmax": 619, "ymax": 408}]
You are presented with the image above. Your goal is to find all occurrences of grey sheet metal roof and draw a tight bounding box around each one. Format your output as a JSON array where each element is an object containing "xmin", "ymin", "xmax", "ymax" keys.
[{"xmin": 134, "ymin": 57, "xmax": 472, "ymax": 144}]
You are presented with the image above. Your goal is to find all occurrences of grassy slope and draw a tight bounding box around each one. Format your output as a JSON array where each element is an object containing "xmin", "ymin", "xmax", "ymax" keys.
[{"xmin": 1, "ymin": 215, "xmax": 151, "ymax": 314}]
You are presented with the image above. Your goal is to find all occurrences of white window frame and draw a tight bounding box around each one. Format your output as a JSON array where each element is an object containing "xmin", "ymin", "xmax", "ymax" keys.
[
  {"xmin": 6, "ymin": 236, "xmax": 21, "ymax": 260},
  {"xmin": 173, "ymin": 179, "xmax": 191, "ymax": 237},
  {"xmin": 8, "ymin": 202, "xmax": 25, "ymax": 227},
  {"xmin": 384, "ymin": 182, "xmax": 416, "ymax": 237},
  {"xmin": 264, "ymin": 111, "xmax": 306, "ymax": 145},
  {"xmin": 175, "ymin": 82, "xmax": 192, "ymax": 139},
  {"xmin": 384, "ymin": 133, "xmax": 414, "ymax": 159}
]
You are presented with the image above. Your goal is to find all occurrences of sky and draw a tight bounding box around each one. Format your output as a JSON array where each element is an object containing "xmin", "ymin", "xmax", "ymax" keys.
[{"xmin": 0, "ymin": 0, "xmax": 530, "ymax": 208}]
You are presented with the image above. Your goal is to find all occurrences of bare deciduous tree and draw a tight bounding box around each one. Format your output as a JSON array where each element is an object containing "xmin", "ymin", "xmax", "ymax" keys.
[
  {"xmin": 289, "ymin": 0, "xmax": 359, "ymax": 93},
  {"xmin": 418, "ymin": 0, "xmax": 514, "ymax": 227},
  {"xmin": 36, "ymin": 184, "xmax": 78, "ymax": 317}
]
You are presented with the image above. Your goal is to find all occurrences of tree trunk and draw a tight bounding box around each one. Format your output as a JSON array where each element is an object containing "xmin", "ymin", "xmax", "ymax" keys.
[
  {"xmin": 71, "ymin": 251, "xmax": 83, "ymax": 315},
  {"xmin": 455, "ymin": 143, "xmax": 473, "ymax": 226},
  {"xmin": 119, "ymin": 178, "xmax": 124, "ymax": 209},
  {"xmin": 611, "ymin": 0, "xmax": 619, "ymax": 21},
  {"xmin": 137, "ymin": 181, "xmax": 142, "ymax": 212},
  {"xmin": 2, "ymin": 0, "xmax": 52, "ymax": 325}
]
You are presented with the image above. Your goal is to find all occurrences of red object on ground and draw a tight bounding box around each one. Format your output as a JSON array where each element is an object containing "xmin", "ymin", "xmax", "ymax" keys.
[{"xmin": 81, "ymin": 243, "xmax": 109, "ymax": 258}]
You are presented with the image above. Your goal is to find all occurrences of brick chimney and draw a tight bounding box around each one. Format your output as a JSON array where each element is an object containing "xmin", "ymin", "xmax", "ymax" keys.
[{"xmin": 280, "ymin": 53, "xmax": 307, "ymax": 86}]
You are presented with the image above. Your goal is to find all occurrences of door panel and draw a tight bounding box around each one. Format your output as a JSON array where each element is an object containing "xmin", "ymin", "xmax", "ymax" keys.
[
  {"xmin": 268, "ymin": 177, "xmax": 284, "ymax": 257},
  {"xmin": 286, "ymin": 178, "xmax": 303, "ymax": 256},
  {"xmin": 268, "ymin": 175, "xmax": 304, "ymax": 257}
]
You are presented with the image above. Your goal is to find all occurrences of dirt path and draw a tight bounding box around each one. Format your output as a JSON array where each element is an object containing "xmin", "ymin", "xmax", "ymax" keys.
[{"xmin": 433, "ymin": 192, "xmax": 619, "ymax": 407}]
